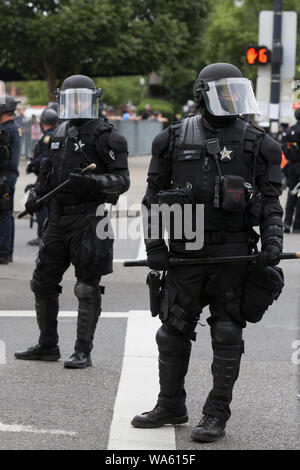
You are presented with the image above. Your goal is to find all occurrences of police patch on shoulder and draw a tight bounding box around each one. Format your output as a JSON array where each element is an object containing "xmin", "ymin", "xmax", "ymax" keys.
[
  {"xmin": 51, "ymin": 141, "xmax": 60, "ymax": 150},
  {"xmin": 43, "ymin": 135, "xmax": 51, "ymax": 144}
]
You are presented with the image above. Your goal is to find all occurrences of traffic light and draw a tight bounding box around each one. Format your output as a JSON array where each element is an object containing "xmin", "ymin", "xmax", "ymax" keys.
[{"xmin": 246, "ymin": 46, "xmax": 271, "ymax": 66}]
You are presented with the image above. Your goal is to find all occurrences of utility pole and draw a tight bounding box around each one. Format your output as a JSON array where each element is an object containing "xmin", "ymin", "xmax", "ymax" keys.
[{"xmin": 269, "ymin": 0, "xmax": 283, "ymax": 136}]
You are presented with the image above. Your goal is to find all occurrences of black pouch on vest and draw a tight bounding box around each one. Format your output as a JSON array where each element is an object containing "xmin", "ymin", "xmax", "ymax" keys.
[
  {"xmin": 157, "ymin": 185, "xmax": 194, "ymax": 206},
  {"xmin": 221, "ymin": 175, "xmax": 246, "ymax": 212},
  {"xmin": 241, "ymin": 264, "xmax": 284, "ymax": 323}
]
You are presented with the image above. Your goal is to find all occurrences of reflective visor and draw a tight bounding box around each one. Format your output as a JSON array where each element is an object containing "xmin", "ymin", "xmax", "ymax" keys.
[
  {"xmin": 203, "ymin": 78, "xmax": 260, "ymax": 116},
  {"xmin": 0, "ymin": 81, "xmax": 5, "ymax": 103},
  {"xmin": 59, "ymin": 88, "xmax": 98, "ymax": 119}
]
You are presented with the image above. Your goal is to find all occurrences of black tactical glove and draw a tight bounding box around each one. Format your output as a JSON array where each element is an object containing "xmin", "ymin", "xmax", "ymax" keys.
[
  {"xmin": 68, "ymin": 173, "xmax": 96, "ymax": 194},
  {"xmin": 147, "ymin": 245, "xmax": 170, "ymax": 271},
  {"xmin": 24, "ymin": 184, "xmax": 35, "ymax": 194},
  {"xmin": 259, "ymin": 244, "xmax": 281, "ymax": 267},
  {"xmin": 26, "ymin": 162, "xmax": 33, "ymax": 174},
  {"xmin": 25, "ymin": 190, "xmax": 41, "ymax": 215}
]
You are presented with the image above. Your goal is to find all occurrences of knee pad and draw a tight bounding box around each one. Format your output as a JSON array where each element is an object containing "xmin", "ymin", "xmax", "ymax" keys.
[
  {"xmin": 74, "ymin": 282, "xmax": 100, "ymax": 302},
  {"xmin": 156, "ymin": 324, "xmax": 191, "ymax": 354},
  {"xmin": 211, "ymin": 320, "xmax": 242, "ymax": 346},
  {"xmin": 31, "ymin": 270, "xmax": 62, "ymax": 297}
]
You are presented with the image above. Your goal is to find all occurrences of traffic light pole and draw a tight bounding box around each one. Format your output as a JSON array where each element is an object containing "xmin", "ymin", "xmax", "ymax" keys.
[{"xmin": 270, "ymin": 0, "xmax": 283, "ymax": 136}]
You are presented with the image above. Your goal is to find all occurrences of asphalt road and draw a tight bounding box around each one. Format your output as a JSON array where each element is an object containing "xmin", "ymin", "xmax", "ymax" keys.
[{"xmin": 0, "ymin": 156, "xmax": 299, "ymax": 450}]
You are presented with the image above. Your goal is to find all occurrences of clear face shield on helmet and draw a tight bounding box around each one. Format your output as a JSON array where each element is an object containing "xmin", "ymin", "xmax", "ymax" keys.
[
  {"xmin": 201, "ymin": 77, "xmax": 260, "ymax": 116},
  {"xmin": 58, "ymin": 88, "xmax": 100, "ymax": 119}
]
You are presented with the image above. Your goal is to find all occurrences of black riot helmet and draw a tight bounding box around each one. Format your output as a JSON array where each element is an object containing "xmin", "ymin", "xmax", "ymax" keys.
[
  {"xmin": 194, "ymin": 63, "xmax": 260, "ymax": 117},
  {"xmin": 295, "ymin": 107, "xmax": 300, "ymax": 120},
  {"xmin": 0, "ymin": 95, "xmax": 21, "ymax": 116},
  {"xmin": 56, "ymin": 74, "xmax": 102, "ymax": 120},
  {"xmin": 40, "ymin": 107, "xmax": 59, "ymax": 127},
  {"xmin": 47, "ymin": 101, "xmax": 59, "ymax": 113}
]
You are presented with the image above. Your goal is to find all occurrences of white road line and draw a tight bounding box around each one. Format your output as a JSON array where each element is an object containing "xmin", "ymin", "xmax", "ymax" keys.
[
  {"xmin": 0, "ymin": 422, "xmax": 77, "ymax": 436},
  {"xmin": 0, "ymin": 311, "xmax": 129, "ymax": 318},
  {"xmin": 0, "ymin": 309, "xmax": 176, "ymax": 449},
  {"xmin": 108, "ymin": 310, "xmax": 176, "ymax": 451}
]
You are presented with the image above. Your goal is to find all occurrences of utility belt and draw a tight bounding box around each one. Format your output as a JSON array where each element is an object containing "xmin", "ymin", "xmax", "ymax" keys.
[
  {"xmin": 204, "ymin": 231, "xmax": 249, "ymax": 245},
  {"xmin": 53, "ymin": 201, "xmax": 101, "ymax": 216}
]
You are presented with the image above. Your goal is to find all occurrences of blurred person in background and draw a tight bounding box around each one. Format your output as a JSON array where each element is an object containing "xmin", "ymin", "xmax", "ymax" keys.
[
  {"xmin": 122, "ymin": 106, "xmax": 141, "ymax": 121},
  {"xmin": 0, "ymin": 94, "xmax": 21, "ymax": 264},
  {"xmin": 282, "ymin": 108, "xmax": 300, "ymax": 233},
  {"xmin": 26, "ymin": 107, "xmax": 59, "ymax": 246},
  {"xmin": 30, "ymin": 114, "xmax": 42, "ymax": 154}
]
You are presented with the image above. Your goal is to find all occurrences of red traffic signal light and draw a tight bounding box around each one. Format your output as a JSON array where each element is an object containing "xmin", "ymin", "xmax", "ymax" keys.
[{"xmin": 246, "ymin": 46, "xmax": 271, "ymax": 65}]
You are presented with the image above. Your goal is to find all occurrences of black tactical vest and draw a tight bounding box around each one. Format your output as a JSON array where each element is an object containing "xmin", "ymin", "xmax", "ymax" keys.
[
  {"xmin": 169, "ymin": 115, "xmax": 264, "ymax": 232},
  {"xmin": 49, "ymin": 119, "xmax": 112, "ymax": 204}
]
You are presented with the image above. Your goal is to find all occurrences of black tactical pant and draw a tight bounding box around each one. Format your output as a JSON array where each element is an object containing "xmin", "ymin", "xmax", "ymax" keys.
[
  {"xmin": 156, "ymin": 240, "xmax": 249, "ymax": 422},
  {"xmin": 284, "ymin": 192, "xmax": 300, "ymax": 231},
  {"xmin": 30, "ymin": 210, "xmax": 113, "ymax": 353}
]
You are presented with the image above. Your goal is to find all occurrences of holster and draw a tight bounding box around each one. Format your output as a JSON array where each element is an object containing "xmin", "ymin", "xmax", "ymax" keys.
[{"xmin": 146, "ymin": 270, "xmax": 165, "ymax": 317}]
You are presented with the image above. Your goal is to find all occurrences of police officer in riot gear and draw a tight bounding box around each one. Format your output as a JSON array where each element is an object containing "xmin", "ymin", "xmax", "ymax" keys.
[
  {"xmin": 0, "ymin": 93, "xmax": 21, "ymax": 264},
  {"xmin": 26, "ymin": 107, "xmax": 59, "ymax": 245},
  {"xmin": 15, "ymin": 75, "xmax": 130, "ymax": 368},
  {"xmin": 131, "ymin": 63, "xmax": 283, "ymax": 442},
  {"xmin": 282, "ymin": 107, "xmax": 300, "ymax": 233}
]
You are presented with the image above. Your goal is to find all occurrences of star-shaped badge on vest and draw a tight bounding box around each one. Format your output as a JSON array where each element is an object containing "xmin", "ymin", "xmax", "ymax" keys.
[
  {"xmin": 74, "ymin": 140, "xmax": 85, "ymax": 152},
  {"xmin": 220, "ymin": 146, "xmax": 233, "ymax": 161}
]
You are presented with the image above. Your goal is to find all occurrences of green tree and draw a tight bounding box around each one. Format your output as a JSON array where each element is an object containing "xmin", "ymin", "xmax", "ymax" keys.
[
  {"xmin": 202, "ymin": 0, "xmax": 300, "ymax": 83},
  {"xmin": 0, "ymin": 0, "xmax": 212, "ymax": 101}
]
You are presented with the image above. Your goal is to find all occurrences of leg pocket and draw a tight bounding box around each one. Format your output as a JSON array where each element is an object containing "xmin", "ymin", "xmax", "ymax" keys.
[{"xmin": 80, "ymin": 214, "xmax": 113, "ymax": 275}]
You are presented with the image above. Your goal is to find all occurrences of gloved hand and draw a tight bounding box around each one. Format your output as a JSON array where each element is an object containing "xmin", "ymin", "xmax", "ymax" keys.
[
  {"xmin": 24, "ymin": 184, "xmax": 35, "ymax": 194},
  {"xmin": 259, "ymin": 244, "xmax": 281, "ymax": 266},
  {"xmin": 25, "ymin": 190, "xmax": 41, "ymax": 216},
  {"xmin": 68, "ymin": 173, "xmax": 96, "ymax": 194},
  {"xmin": 26, "ymin": 162, "xmax": 33, "ymax": 174},
  {"xmin": 147, "ymin": 246, "xmax": 170, "ymax": 271}
]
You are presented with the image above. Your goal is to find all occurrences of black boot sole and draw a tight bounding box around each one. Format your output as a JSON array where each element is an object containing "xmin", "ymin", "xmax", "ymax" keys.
[
  {"xmin": 131, "ymin": 414, "xmax": 188, "ymax": 428},
  {"xmin": 14, "ymin": 354, "xmax": 60, "ymax": 362},
  {"xmin": 190, "ymin": 430, "xmax": 226, "ymax": 443},
  {"xmin": 64, "ymin": 359, "xmax": 92, "ymax": 369}
]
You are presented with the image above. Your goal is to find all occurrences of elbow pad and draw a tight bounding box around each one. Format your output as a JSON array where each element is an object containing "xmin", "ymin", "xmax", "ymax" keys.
[{"xmin": 91, "ymin": 173, "xmax": 130, "ymax": 195}]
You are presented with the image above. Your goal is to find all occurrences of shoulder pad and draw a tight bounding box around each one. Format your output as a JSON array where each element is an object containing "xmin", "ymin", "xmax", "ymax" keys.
[
  {"xmin": 53, "ymin": 121, "xmax": 68, "ymax": 138},
  {"xmin": 240, "ymin": 118, "xmax": 265, "ymax": 136},
  {"xmin": 95, "ymin": 120, "xmax": 113, "ymax": 135},
  {"xmin": 174, "ymin": 114, "xmax": 205, "ymax": 147},
  {"xmin": 239, "ymin": 118, "xmax": 265, "ymax": 154}
]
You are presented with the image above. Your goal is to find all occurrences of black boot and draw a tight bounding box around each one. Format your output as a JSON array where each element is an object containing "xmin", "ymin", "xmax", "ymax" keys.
[
  {"xmin": 191, "ymin": 415, "xmax": 226, "ymax": 442},
  {"xmin": 132, "ymin": 324, "xmax": 191, "ymax": 428},
  {"xmin": 156, "ymin": 324, "xmax": 192, "ymax": 410},
  {"xmin": 203, "ymin": 342, "xmax": 243, "ymax": 421},
  {"xmin": 15, "ymin": 344, "xmax": 60, "ymax": 361},
  {"xmin": 72, "ymin": 282, "xmax": 102, "ymax": 358},
  {"xmin": 64, "ymin": 350, "xmax": 92, "ymax": 369},
  {"xmin": 34, "ymin": 294, "xmax": 59, "ymax": 349},
  {"xmin": 15, "ymin": 293, "xmax": 60, "ymax": 360},
  {"xmin": 131, "ymin": 404, "xmax": 188, "ymax": 428}
]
